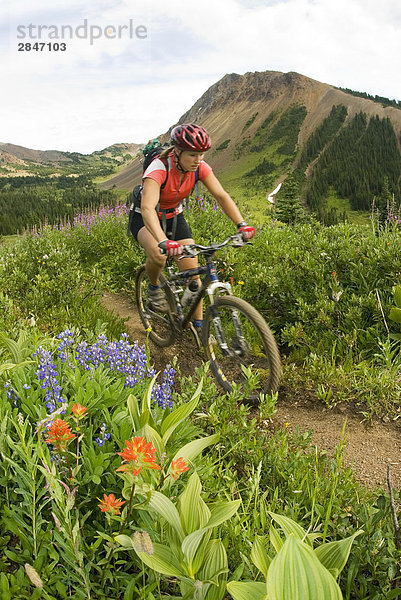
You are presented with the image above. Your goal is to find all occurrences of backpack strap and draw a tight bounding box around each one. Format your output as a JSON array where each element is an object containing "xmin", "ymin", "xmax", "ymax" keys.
[
  {"xmin": 128, "ymin": 155, "xmax": 171, "ymax": 237},
  {"xmin": 194, "ymin": 167, "xmax": 200, "ymax": 199},
  {"xmin": 131, "ymin": 156, "xmax": 169, "ymax": 211},
  {"xmin": 160, "ymin": 156, "xmax": 170, "ymax": 190},
  {"xmin": 155, "ymin": 156, "xmax": 171, "ymax": 224}
]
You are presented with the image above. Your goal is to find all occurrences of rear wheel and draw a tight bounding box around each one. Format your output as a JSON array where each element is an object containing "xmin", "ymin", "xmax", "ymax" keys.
[
  {"xmin": 135, "ymin": 265, "xmax": 176, "ymax": 347},
  {"xmin": 202, "ymin": 295, "xmax": 281, "ymax": 400}
]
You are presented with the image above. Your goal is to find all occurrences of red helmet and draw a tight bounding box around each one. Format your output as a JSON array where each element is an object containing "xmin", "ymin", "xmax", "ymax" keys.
[{"xmin": 170, "ymin": 123, "xmax": 211, "ymax": 151}]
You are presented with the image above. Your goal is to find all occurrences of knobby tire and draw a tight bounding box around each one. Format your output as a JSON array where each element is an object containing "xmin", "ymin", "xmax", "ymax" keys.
[{"xmin": 201, "ymin": 295, "xmax": 281, "ymax": 399}]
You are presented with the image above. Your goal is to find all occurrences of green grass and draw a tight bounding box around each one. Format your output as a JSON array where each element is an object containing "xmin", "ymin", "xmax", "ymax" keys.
[
  {"xmin": 0, "ymin": 234, "xmax": 21, "ymax": 246},
  {"xmin": 217, "ymin": 138, "xmax": 290, "ymax": 220},
  {"xmin": 325, "ymin": 190, "xmax": 371, "ymax": 225},
  {"xmin": 220, "ymin": 139, "xmax": 285, "ymax": 182}
]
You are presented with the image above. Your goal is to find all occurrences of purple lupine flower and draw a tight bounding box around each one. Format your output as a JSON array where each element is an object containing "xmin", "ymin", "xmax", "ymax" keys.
[
  {"xmin": 95, "ymin": 423, "xmax": 111, "ymax": 447},
  {"xmin": 34, "ymin": 346, "xmax": 65, "ymax": 412},
  {"xmin": 4, "ymin": 382, "xmax": 20, "ymax": 407},
  {"xmin": 87, "ymin": 336, "xmax": 107, "ymax": 369},
  {"xmin": 75, "ymin": 341, "xmax": 91, "ymax": 370},
  {"xmin": 152, "ymin": 364, "xmax": 176, "ymax": 410},
  {"xmin": 35, "ymin": 204, "xmax": 129, "ymax": 237},
  {"xmin": 57, "ymin": 329, "xmax": 75, "ymax": 362},
  {"xmin": 73, "ymin": 333, "xmax": 154, "ymax": 385},
  {"xmin": 32, "ymin": 330, "xmax": 170, "ymax": 418}
]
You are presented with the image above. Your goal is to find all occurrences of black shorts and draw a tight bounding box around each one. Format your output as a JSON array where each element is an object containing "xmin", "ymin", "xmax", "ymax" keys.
[{"xmin": 129, "ymin": 211, "xmax": 193, "ymax": 241}]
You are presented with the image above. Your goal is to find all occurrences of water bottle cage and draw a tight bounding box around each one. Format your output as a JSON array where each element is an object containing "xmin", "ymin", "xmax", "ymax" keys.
[{"xmin": 181, "ymin": 280, "xmax": 199, "ymax": 307}]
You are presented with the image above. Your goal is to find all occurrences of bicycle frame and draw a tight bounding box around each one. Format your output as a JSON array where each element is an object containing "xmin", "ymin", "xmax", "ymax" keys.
[
  {"xmin": 165, "ymin": 257, "xmax": 232, "ymax": 333},
  {"xmin": 137, "ymin": 232, "xmax": 281, "ymax": 395}
]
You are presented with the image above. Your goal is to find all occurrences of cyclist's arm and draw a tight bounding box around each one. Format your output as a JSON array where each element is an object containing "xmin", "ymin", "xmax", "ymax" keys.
[
  {"xmin": 141, "ymin": 178, "xmax": 168, "ymax": 243},
  {"xmin": 202, "ymin": 172, "xmax": 244, "ymax": 226}
]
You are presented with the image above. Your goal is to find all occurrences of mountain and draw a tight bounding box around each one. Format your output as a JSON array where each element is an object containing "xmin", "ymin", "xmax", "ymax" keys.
[
  {"xmin": 0, "ymin": 142, "xmax": 141, "ymax": 181},
  {"xmin": 0, "ymin": 148, "xmax": 27, "ymax": 166},
  {"xmin": 93, "ymin": 143, "xmax": 140, "ymax": 158},
  {"xmin": 100, "ymin": 70, "xmax": 401, "ymax": 216},
  {"xmin": 0, "ymin": 142, "xmax": 140, "ymax": 164},
  {"xmin": 0, "ymin": 143, "xmax": 71, "ymax": 163}
]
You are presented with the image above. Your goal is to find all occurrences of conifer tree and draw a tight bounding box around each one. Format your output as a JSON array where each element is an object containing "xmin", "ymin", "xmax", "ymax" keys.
[
  {"xmin": 375, "ymin": 176, "xmax": 393, "ymax": 224},
  {"xmin": 274, "ymin": 175, "xmax": 305, "ymax": 224}
]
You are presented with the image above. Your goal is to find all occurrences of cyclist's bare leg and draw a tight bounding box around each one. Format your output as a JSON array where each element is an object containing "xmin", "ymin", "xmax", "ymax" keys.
[
  {"xmin": 175, "ymin": 237, "xmax": 203, "ymax": 321},
  {"xmin": 137, "ymin": 226, "xmax": 166, "ymax": 285},
  {"xmin": 137, "ymin": 229, "xmax": 202, "ymax": 320}
]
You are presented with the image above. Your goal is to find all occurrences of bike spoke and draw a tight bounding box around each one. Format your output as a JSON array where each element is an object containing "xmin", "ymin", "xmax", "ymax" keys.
[{"xmin": 203, "ymin": 296, "xmax": 281, "ymax": 400}]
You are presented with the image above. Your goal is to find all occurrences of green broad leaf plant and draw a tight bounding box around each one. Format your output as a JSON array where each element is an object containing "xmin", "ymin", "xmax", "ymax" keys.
[
  {"xmin": 111, "ymin": 375, "xmax": 238, "ymax": 599},
  {"xmin": 113, "ymin": 375, "xmax": 220, "ymax": 495},
  {"xmin": 116, "ymin": 471, "xmax": 240, "ymax": 600},
  {"xmin": 227, "ymin": 512, "xmax": 363, "ymax": 600},
  {"xmin": 107, "ymin": 374, "xmax": 233, "ymax": 599},
  {"xmin": 0, "ymin": 330, "xmax": 35, "ymax": 377}
]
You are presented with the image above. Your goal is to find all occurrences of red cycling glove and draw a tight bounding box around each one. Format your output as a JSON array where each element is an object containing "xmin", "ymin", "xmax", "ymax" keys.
[
  {"xmin": 237, "ymin": 221, "xmax": 256, "ymax": 240},
  {"xmin": 158, "ymin": 239, "xmax": 183, "ymax": 256}
]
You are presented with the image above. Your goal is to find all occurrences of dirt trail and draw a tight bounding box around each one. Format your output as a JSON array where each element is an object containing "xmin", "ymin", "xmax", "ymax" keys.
[{"xmin": 102, "ymin": 292, "xmax": 401, "ymax": 490}]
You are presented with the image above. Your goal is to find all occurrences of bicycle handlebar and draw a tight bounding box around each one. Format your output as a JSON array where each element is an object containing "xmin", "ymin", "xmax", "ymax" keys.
[{"xmin": 181, "ymin": 233, "xmax": 247, "ymax": 257}]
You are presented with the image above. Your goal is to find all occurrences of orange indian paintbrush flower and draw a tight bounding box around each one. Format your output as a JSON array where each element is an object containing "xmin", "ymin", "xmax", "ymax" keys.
[
  {"xmin": 116, "ymin": 436, "xmax": 161, "ymax": 476},
  {"xmin": 170, "ymin": 457, "xmax": 190, "ymax": 480},
  {"xmin": 98, "ymin": 493, "xmax": 125, "ymax": 515},
  {"xmin": 45, "ymin": 419, "xmax": 75, "ymax": 451},
  {"xmin": 72, "ymin": 403, "xmax": 88, "ymax": 418}
]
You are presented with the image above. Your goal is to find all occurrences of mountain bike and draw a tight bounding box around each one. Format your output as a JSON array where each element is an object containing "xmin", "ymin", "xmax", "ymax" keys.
[{"xmin": 135, "ymin": 233, "xmax": 281, "ymax": 401}]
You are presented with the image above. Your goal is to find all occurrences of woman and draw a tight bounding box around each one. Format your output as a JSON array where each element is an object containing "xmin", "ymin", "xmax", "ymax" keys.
[{"xmin": 130, "ymin": 123, "xmax": 255, "ymax": 330}]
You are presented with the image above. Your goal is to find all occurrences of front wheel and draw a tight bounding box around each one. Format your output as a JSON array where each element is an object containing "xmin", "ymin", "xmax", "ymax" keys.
[
  {"xmin": 135, "ymin": 265, "xmax": 176, "ymax": 347},
  {"xmin": 202, "ymin": 296, "xmax": 281, "ymax": 400}
]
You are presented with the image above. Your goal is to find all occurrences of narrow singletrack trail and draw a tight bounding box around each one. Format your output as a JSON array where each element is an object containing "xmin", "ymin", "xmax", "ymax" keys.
[{"xmin": 102, "ymin": 291, "xmax": 401, "ymax": 490}]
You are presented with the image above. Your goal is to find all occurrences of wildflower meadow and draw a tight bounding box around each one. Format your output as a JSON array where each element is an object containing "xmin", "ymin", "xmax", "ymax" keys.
[{"xmin": 1, "ymin": 197, "xmax": 401, "ymax": 598}]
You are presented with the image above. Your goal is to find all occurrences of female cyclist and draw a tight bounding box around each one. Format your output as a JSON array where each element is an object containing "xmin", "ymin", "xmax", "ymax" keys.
[{"xmin": 129, "ymin": 123, "xmax": 255, "ymax": 330}]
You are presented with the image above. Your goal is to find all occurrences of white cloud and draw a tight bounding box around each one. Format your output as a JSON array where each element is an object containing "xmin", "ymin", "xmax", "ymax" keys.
[{"xmin": 1, "ymin": 0, "xmax": 400, "ymax": 152}]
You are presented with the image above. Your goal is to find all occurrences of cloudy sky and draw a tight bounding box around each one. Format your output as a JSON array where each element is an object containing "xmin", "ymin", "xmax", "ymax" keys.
[{"xmin": 1, "ymin": 0, "xmax": 400, "ymax": 153}]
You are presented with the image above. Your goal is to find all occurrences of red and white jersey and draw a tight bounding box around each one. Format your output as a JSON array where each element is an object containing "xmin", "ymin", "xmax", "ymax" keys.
[{"xmin": 143, "ymin": 151, "xmax": 212, "ymax": 210}]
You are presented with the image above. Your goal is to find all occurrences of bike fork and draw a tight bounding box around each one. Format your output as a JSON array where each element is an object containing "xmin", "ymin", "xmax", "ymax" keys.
[
  {"xmin": 207, "ymin": 282, "xmax": 232, "ymax": 356},
  {"xmin": 230, "ymin": 309, "xmax": 248, "ymax": 352}
]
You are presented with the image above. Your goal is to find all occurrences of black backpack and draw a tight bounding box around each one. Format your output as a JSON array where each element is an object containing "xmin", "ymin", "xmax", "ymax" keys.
[
  {"xmin": 130, "ymin": 141, "xmax": 169, "ymax": 208},
  {"xmin": 142, "ymin": 140, "xmax": 168, "ymax": 173}
]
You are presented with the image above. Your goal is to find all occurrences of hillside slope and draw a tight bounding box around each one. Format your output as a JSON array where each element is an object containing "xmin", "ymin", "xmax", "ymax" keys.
[{"xmin": 0, "ymin": 143, "xmax": 72, "ymax": 164}]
